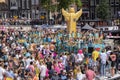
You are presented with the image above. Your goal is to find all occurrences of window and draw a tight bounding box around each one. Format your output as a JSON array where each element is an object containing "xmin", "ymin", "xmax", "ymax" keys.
[
  {"xmin": 10, "ymin": 0, "xmax": 17, "ymax": 7},
  {"xmin": 31, "ymin": 0, "xmax": 39, "ymax": 5},
  {"xmin": 31, "ymin": 0, "xmax": 35, "ymax": 5},
  {"xmin": 110, "ymin": 0, "xmax": 114, "ymax": 5},
  {"xmin": 96, "ymin": 0, "xmax": 99, "ymax": 4},
  {"xmin": 92, "ymin": 13, "xmax": 95, "ymax": 19},
  {"xmin": 111, "ymin": 8, "xmax": 114, "ymax": 18},
  {"xmin": 18, "ymin": 0, "xmax": 21, "ymax": 8},
  {"xmin": 22, "ymin": 0, "xmax": 25, "ymax": 9},
  {"xmin": 115, "ymin": 2, "xmax": 119, "ymax": 5},
  {"xmin": 26, "ymin": 0, "xmax": 30, "ymax": 9},
  {"xmin": 90, "ymin": 0, "xmax": 95, "ymax": 6},
  {"xmin": 115, "ymin": 0, "xmax": 119, "ymax": 3},
  {"xmin": 36, "ymin": 0, "xmax": 39, "ymax": 5}
]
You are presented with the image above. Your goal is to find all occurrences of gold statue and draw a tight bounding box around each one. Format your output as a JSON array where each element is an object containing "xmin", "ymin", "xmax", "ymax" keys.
[{"xmin": 62, "ymin": 7, "xmax": 82, "ymax": 33}]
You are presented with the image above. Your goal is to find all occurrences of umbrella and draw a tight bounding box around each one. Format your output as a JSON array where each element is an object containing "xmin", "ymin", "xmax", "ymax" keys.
[{"xmin": 82, "ymin": 24, "xmax": 96, "ymax": 30}]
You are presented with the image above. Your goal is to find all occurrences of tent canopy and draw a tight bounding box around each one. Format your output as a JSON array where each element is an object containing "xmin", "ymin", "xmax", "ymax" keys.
[{"xmin": 82, "ymin": 23, "xmax": 96, "ymax": 30}]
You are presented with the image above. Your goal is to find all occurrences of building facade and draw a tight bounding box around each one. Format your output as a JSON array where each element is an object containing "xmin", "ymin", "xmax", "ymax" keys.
[
  {"xmin": 81, "ymin": 0, "xmax": 120, "ymax": 20},
  {"xmin": 8, "ymin": 0, "xmax": 31, "ymax": 19},
  {"xmin": 0, "ymin": 0, "xmax": 8, "ymax": 19},
  {"xmin": 0, "ymin": 0, "xmax": 43, "ymax": 19},
  {"xmin": 80, "ymin": 0, "xmax": 120, "ymax": 26},
  {"xmin": 0, "ymin": 0, "xmax": 120, "ymax": 25}
]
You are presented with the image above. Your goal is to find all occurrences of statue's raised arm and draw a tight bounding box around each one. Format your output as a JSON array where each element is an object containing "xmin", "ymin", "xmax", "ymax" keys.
[
  {"xmin": 75, "ymin": 9, "xmax": 82, "ymax": 21},
  {"xmin": 62, "ymin": 7, "xmax": 82, "ymax": 34},
  {"xmin": 62, "ymin": 8, "xmax": 70, "ymax": 21}
]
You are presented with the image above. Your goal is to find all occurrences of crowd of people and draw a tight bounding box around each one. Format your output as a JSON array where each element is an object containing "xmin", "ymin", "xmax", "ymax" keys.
[
  {"xmin": 0, "ymin": 27, "xmax": 120, "ymax": 80},
  {"xmin": 0, "ymin": 19, "xmax": 31, "ymax": 25}
]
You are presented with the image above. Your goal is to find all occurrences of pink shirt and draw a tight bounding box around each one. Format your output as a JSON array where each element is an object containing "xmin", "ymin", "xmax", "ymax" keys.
[
  {"xmin": 39, "ymin": 53, "xmax": 44, "ymax": 59},
  {"xmin": 28, "ymin": 65, "xmax": 35, "ymax": 72},
  {"xmin": 58, "ymin": 62, "xmax": 64, "ymax": 70},
  {"xmin": 54, "ymin": 65, "xmax": 60, "ymax": 74},
  {"xmin": 46, "ymin": 68, "xmax": 49, "ymax": 77},
  {"xmin": 86, "ymin": 70, "xmax": 96, "ymax": 80}
]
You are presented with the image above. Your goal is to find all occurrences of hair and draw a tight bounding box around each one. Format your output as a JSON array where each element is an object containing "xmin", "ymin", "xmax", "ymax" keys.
[
  {"xmin": 102, "ymin": 49, "xmax": 105, "ymax": 52},
  {"xmin": 88, "ymin": 66, "xmax": 93, "ymax": 70},
  {"xmin": 30, "ymin": 61, "xmax": 33, "ymax": 65}
]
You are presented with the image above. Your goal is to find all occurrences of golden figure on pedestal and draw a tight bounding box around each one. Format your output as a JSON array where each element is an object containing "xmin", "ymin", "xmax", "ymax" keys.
[{"xmin": 62, "ymin": 7, "xmax": 82, "ymax": 33}]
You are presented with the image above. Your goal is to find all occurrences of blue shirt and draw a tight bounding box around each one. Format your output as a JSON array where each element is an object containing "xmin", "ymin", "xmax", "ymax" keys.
[
  {"xmin": 61, "ymin": 75, "xmax": 67, "ymax": 80},
  {"xmin": 25, "ymin": 52, "xmax": 31, "ymax": 57}
]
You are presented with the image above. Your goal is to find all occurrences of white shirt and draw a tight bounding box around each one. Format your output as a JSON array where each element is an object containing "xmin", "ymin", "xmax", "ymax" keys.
[
  {"xmin": 106, "ymin": 50, "xmax": 111, "ymax": 56},
  {"xmin": 100, "ymin": 52, "xmax": 107, "ymax": 64},
  {"xmin": 0, "ymin": 67, "xmax": 5, "ymax": 79},
  {"xmin": 76, "ymin": 53, "xmax": 84, "ymax": 62},
  {"xmin": 62, "ymin": 55, "xmax": 67, "ymax": 66},
  {"xmin": 26, "ymin": 58, "xmax": 32, "ymax": 68},
  {"xmin": 39, "ymin": 64, "xmax": 47, "ymax": 77},
  {"xmin": 76, "ymin": 72, "xmax": 84, "ymax": 80}
]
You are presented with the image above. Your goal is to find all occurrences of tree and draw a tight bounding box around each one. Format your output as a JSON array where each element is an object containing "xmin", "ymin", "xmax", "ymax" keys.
[
  {"xmin": 58, "ymin": 0, "xmax": 82, "ymax": 10},
  {"xmin": 41, "ymin": 0, "xmax": 57, "ymax": 20},
  {"xmin": 41, "ymin": 0, "xmax": 56, "ymax": 11},
  {"xmin": 75, "ymin": 0, "xmax": 82, "ymax": 8},
  {"xmin": 96, "ymin": 0, "xmax": 110, "ymax": 20}
]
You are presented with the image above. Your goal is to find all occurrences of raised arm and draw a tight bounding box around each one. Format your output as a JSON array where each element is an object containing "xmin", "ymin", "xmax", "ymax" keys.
[
  {"xmin": 75, "ymin": 9, "xmax": 82, "ymax": 21},
  {"xmin": 62, "ymin": 8, "xmax": 69, "ymax": 21}
]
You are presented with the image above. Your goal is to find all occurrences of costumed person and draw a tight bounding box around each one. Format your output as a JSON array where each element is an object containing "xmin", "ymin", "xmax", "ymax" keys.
[{"xmin": 76, "ymin": 50, "xmax": 84, "ymax": 64}]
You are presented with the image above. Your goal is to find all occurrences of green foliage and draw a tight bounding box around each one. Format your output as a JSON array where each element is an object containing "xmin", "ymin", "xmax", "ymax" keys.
[
  {"xmin": 96, "ymin": 0, "xmax": 110, "ymax": 20},
  {"xmin": 75, "ymin": 0, "xmax": 82, "ymax": 8},
  {"xmin": 41, "ymin": 0, "xmax": 56, "ymax": 12},
  {"xmin": 58, "ymin": 0, "xmax": 82, "ymax": 10},
  {"xmin": 58, "ymin": 0, "xmax": 73, "ymax": 10},
  {"xmin": 41, "ymin": 0, "xmax": 82, "ymax": 12}
]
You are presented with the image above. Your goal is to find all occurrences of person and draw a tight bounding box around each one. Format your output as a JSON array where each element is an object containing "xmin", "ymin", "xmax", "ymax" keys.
[
  {"xmin": 85, "ymin": 66, "xmax": 96, "ymax": 80},
  {"xmin": 28, "ymin": 61, "xmax": 35, "ymax": 73},
  {"xmin": 60, "ymin": 70, "xmax": 67, "ymax": 80},
  {"xmin": 46, "ymin": 58, "xmax": 52, "ymax": 70},
  {"xmin": 67, "ymin": 70, "xmax": 75, "ymax": 80},
  {"xmin": 76, "ymin": 50, "xmax": 84, "ymax": 64},
  {"xmin": 76, "ymin": 67, "xmax": 85, "ymax": 80},
  {"xmin": 113, "ymin": 47, "xmax": 120, "ymax": 73},
  {"xmin": 100, "ymin": 49, "xmax": 108, "ymax": 77},
  {"xmin": 109, "ymin": 52, "xmax": 117, "ymax": 77},
  {"xmin": 39, "ymin": 60, "xmax": 47, "ymax": 80},
  {"xmin": 0, "ymin": 60, "xmax": 5, "ymax": 80},
  {"xmin": 92, "ymin": 48, "xmax": 99, "ymax": 66},
  {"xmin": 51, "ymin": 71, "xmax": 60, "ymax": 80}
]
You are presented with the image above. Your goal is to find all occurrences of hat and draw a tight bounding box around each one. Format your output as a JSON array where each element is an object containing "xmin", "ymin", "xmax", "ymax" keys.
[
  {"xmin": 95, "ymin": 48, "xmax": 100, "ymax": 51},
  {"xmin": 78, "ymin": 50, "xmax": 83, "ymax": 54}
]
